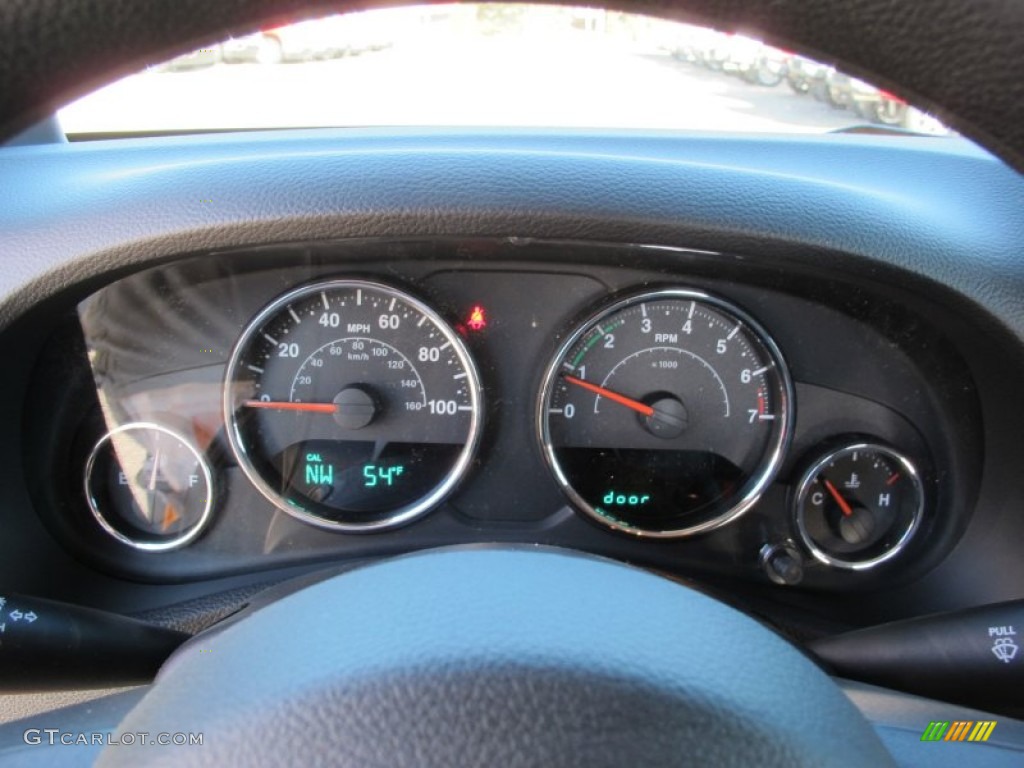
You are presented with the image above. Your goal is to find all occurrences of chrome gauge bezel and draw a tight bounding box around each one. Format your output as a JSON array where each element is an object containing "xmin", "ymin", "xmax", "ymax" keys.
[
  {"xmin": 537, "ymin": 287, "xmax": 794, "ymax": 538},
  {"xmin": 223, "ymin": 278, "xmax": 484, "ymax": 533},
  {"xmin": 84, "ymin": 422, "xmax": 215, "ymax": 552},
  {"xmin": 794, "ymin": 442, "xmax": 925, "ymax": 570}
]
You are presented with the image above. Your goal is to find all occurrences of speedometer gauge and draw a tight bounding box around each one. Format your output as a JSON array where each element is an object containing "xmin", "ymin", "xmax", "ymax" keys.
[
  {"xmin": 224, "ymin": 279, "xmax": 482, "ymax": 531},
  {"xmin": 538, "ymin": 288, "xmax": 793, "ymax": 537}
]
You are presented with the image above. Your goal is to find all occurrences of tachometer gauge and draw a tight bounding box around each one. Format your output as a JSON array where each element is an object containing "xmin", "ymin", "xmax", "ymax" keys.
[
  {"xmin": 224, "ymin": 279, "xmax": 482, "ymax": 531},
  {"xmin": 538, "ymin": 288, "xmax": 793, "ymax": 537},
  {"xmin": 794, "ymin": 442, "xmax": 924, "ymax": 569}
]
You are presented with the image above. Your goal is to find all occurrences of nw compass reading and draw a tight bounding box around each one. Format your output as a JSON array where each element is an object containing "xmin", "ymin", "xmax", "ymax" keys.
[
  {"xmin": 538, "ymin": 288, "xmax": 793, "ymax": 537},
  {"xmin": 224, "ymin": 279, "xmax": 483, "ymax": 531}
]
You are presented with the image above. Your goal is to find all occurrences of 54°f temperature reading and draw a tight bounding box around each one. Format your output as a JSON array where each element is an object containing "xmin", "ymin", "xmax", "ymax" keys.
[{"xmin": 363, "ymin": 464, "xmax": 406, "ymax": 488}]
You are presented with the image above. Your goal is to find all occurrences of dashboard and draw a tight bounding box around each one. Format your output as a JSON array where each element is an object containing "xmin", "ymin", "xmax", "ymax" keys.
[
  {"xmin": 18, "ymin": 233, "xmax": 988, "ymax": 628},
  {"xmin": 0, "ymin": 127, "xmax": 1021, "ymax": 653}
]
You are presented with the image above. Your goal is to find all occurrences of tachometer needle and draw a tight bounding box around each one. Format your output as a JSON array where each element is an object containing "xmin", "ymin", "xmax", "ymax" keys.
[
  {"xmin": 562, "ymin": 374, "xmax": 654, "ymax": 417},
  {"xmin": 823, "ymin": 479, "xmax": 854, "ymax": 517},
  {"xmin": 243, "ymin": 400, "xmax": 337, "ymax": 414}
]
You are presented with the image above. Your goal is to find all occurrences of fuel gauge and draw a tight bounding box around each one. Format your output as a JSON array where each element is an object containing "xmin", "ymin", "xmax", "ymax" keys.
[
  {"xmin": 84, "ymin": 423, "xmax": 214, "ymax": 551},
  {"xmin": 794, "ymin": 442, "xmax": 924, "ymax": 570}
]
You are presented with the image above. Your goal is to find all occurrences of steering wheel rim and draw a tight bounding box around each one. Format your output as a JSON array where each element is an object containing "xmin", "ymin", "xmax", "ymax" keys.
[
  {"xmin": 2, "ymin": 0, "xmax": 1024, "ymax": 171},
  {"xmin": 95, "ymin": 547, "xmax": 894, "ymax": 767}
]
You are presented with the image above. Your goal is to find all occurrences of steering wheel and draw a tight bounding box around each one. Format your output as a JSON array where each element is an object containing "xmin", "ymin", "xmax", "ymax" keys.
[
  {"xmin": 1, "ymin": 0, "xmax": 1021, "ymax": 765},
  {"xmin": 3, "ymin": 0, "xmax": 1024, "ymax": 169},
  {"xmin": 104, "ymin": 547, "xmax": 894, "ymax": 766}
]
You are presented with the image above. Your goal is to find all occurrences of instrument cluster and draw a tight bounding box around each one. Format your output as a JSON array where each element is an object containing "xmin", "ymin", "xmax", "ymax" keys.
[{"xmin": 27, "ymin": 238, "xmax": 980, "ymax": 592}]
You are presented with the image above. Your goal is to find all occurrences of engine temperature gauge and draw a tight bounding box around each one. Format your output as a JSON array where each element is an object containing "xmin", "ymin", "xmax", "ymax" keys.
[{"xmin": 794, "ymin": 442, "xmax": 924, "ymax": 570}]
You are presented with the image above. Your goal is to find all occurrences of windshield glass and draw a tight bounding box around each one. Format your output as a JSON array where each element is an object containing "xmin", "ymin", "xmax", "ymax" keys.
[{"xmin": 58, "ymin": 4, "xmax": 950, "ymax": 137}]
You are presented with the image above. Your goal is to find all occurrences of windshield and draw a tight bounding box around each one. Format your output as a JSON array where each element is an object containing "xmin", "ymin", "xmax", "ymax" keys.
[{"xmin": 58, "ymin": 4, "xmax": 950, "ymax": 137}]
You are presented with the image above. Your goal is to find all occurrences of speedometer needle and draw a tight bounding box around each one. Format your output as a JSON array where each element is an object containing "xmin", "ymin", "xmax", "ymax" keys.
[
  {"xmin": 823, "ymin": 479, "xmax": 854, "ymax": 517},
  {"xmin": 243, "ymin": 400, "xmax": 337, "ymax": 414},
  {"xmin": 562, "ymin": 374, "xmax": 654, "ymax": 417}
]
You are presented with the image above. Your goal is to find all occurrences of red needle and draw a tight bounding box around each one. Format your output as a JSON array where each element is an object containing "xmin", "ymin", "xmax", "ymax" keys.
[
  {"xmin": 562, "ymin": 374, "xmax": 654, "ymax": 417},
  {"xmin": 243, "ymin": 400, "xmax": 337, "ymax": 414},
  {"xmin": 823, "ymin": 479, "xmax": 854, "ymax": 517}
]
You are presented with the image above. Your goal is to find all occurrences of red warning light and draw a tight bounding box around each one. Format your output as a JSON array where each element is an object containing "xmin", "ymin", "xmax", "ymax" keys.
[{"xmin": 466, "ymin": 305, "xmax": 487, "ymax": 332}]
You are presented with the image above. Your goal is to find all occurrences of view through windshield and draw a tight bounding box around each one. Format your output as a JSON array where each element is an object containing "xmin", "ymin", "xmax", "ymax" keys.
[{"xmin": 58, "ymin": 4, "xmax": 949, "ymax": 136}]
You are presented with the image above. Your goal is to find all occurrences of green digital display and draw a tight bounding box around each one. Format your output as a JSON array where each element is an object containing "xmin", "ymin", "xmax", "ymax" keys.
[
  {"xmin": 363, "ymin": 464, "xmax": 406, "ymax": 488},
  {"xmin": 304, "ymin": 453, "xmax": 334, "ymax": 485},
  {"xmin": 602, "ymin": 490, "xmax": 652, "ymax": 507}
]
